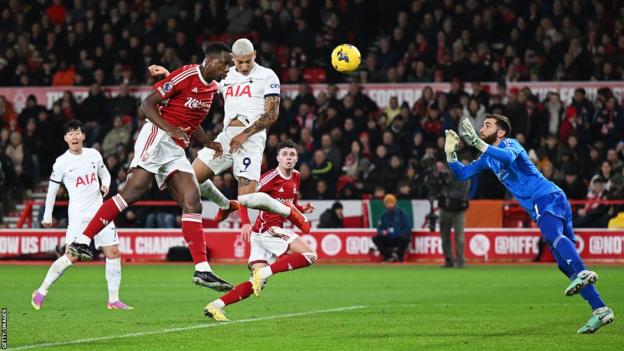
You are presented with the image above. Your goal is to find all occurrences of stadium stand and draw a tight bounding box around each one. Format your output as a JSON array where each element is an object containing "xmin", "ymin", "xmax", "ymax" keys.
[{"xmin": 0, "ymin": 0, "xmax": 623, "ymax": 228}]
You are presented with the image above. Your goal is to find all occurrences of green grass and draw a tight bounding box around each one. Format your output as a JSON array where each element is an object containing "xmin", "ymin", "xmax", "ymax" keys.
[{"xmin": 1, "ymin": 263, "xmax": 622, "ymax": 350}]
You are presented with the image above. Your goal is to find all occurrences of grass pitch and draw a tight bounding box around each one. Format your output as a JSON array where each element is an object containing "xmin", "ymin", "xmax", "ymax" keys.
[{"xmin": 1, "ymin": 263, "xmax": 622, "ymax": 350}]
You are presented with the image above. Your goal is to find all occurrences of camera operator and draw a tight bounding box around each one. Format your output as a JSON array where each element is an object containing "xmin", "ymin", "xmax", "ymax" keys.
[{"xmin": 435, "ymin": 160, "xmax": 470, "ymax": 268}]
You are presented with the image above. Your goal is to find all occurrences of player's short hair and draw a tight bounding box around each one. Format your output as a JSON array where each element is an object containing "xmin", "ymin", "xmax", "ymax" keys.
[
  {"xmin": 63, "ymin": 120, "xmax": 85, "ymax": 134},
  {"xmin": 204, "ymin": 42, "xmax": 232, "ymax": 58},
  {"xmin": 277, "ymin": 140, "xmax": 299, "ymax": 153},
  {"xmin": 485, "ymin": 114, "xmax": 512, "ymax": 137},
  {"xmin": 232, "ymin": 38, "xmax": 254, "ymax": 56}
]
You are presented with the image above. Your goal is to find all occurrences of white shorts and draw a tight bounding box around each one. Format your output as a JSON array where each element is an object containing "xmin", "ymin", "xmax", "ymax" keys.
[
  {"xmin": 66, "ymin": 218, "xmax": 118, "ymax": 250},
  {"xmin": 248, "ymin": 227, "xmax": 299, "ymax": 268},
  {"xmin": 130, "ymin": 121, "xmax": 195, "ymax": 189},
  {"xmin": 196, "ymin": 126, "xmax": 266, "ymax": 182}
]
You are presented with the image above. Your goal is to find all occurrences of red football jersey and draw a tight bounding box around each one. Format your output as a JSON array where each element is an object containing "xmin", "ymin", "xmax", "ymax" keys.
[
  {"xmin": 252, "ymin": 168, "xmax": 301, "ymax": 233},
  {"xmin": 152, "ymin": 64, "xmax": 218, "ymax": 147}
]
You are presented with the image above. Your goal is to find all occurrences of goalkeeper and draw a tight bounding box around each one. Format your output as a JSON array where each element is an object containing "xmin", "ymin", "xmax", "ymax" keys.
[{"xmin": 444, "ymin": 114, "xmax": 614, "ymax": 334}]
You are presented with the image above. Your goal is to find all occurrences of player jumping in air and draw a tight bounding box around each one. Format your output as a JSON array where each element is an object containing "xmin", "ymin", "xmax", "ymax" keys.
[
  {"xmin": 148, "ymin": 38, "xmax": 311, "ymax": 234},
  {"xmin": 203, "ymin": 141, "xmax": 317, "ymax": 321},
  {"xmin": 445, "ymin": 115, "xmax": 614, "ymax": 334},
  {"xmin": 33, "ymin": 121, "xmax": 132, "ymax": 310},
  {"xmin": 68, "ymin": 43, "xmax": 234, "ymax": 292}
]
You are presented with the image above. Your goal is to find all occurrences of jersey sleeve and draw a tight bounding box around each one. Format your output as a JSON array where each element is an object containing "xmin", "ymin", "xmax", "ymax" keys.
[
  {"xmin": 49, "ymin": 159, "xmax": 65, "ymax": 184},
  {"xmin": 152, "ymin": 66, "xmax": 189, "ymax": 99},
  {"xmin": 448, "ymin": 157, "xmax": 489, "ymax": 181},
  {"xmin": 483, "ymin": 139, "xmax": 522, "ymax": 165},
  {"xmin": 263, "ymin": 70, "xmax": 280, "ymax": 97},
  {"xmin": 95, "ymin": 151, "xmax": 111, "ymax": 188}
]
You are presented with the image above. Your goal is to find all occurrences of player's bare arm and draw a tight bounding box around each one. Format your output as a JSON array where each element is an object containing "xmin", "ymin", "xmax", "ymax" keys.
[
  {"xmin": 141, "ymin": 91, "xmax": 190, "ymax": 145},
  {"xmin": 229, "ymin": 95, "xmax": 280, "ymax": 153},
  {"xmin": 192, "ymin": 127, "xmax": 223, "ymax": 159}
]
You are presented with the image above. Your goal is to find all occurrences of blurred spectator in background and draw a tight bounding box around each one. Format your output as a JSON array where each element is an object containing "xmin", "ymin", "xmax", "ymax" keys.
[
  {"xmin": 372, "ymin": 194, "xmax": 411, "ymax": 262},
  {"xmin": 318, "ymin": 201, "xmax": 343, "ymax": 228},
  {"xmin": 438, "ymin": 161, "xmax": 470, "ymax": 268}
]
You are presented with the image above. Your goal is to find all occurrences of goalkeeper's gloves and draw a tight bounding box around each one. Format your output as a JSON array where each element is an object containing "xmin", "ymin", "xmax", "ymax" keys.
[
  {"xmin": 444, "ymin": 129, "xmax": 460, "ymax": 163},
  {"xmin": 460, "ymin": 119, "xmax": 488, "ymax": 153}
]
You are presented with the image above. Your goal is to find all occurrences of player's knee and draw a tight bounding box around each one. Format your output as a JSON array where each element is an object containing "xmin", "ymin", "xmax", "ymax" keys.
[
  {"xmin": 303, "ymin": 252, "xmax": 317, "ymax": 265},
  {"xmin": 182, "ymin": 192, "xmax": 202, "ymax": 213},
  {"xmin": 104, "ymin": 247, "xmax": 121, "ymax": 259}
]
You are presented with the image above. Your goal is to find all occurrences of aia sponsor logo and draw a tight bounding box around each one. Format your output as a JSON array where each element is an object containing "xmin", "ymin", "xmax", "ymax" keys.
[
  {"xmin": 224, "ymin": 84, "xmax": 251, "ymax": 98},
  {"xmin": 75, "ymin": 173, "xmax": 97, "ymax": 187}
]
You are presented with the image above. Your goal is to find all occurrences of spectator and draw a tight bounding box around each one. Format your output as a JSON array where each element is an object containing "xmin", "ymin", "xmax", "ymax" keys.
[
  {"xmin": 574, "ymin": 178, "xmax": 609, "ymax": 228},
  {"xmin": 438, "ymin": 162, "xmax": 470, "ymax": 268},
  {"xmin": 318, "ymin": 201, "xmax": 343, "ymax": 228},
  {"xmin": 225, "ymin": 0, "xmax": 254, "ymax": 34},
  {"xmin": 101, "ymin": 115, "xmax": 131, "ymax": 158},
  {"xmin": 372, "ymin": 194, "xmax": 411, "ymax": 262}
]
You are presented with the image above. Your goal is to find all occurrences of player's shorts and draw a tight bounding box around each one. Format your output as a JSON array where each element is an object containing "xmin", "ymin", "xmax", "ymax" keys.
[
  {"xmin": 66, "ymin": 218, "xmax": 118, "ymax": 250},
  {"xmin": 247, "ymin": 227, "xmax": 298, "ymax": 269},
  {"xmin": 129, "ymin": 121, "xmax": 195, "ymax": 189},
  {"xmin": 534, "ymin": 191, "xmax": 574, "ymax": 240},
  {"xmin": 196, "ymin": 125, "xmax": 266, "ymax": 182}
]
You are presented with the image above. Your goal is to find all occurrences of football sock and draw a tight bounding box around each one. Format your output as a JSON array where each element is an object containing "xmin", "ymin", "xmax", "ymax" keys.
[
  {"xmin": 217, "ymin": 281, "xmax": 253, "ymax": 306},
  {"xmin": 38, "ymin": 255, "xmax": 73, "ymax": 295},
  {"xmin": 238, "ymin": 192, "xmax": 290, "ymax": 217},
  {"xmin": 105, "ymin": 257, "xmax": 122, "ymax": 303},
  {"xmin": 259, "ymin": 253, "xmax": 313, "ymax": 280},
  {"xmin": 200, "ymin": 180, "xmax": 230, "ymax": 209},
  {"xmin": 542, "ymin": 214, "xmax": 605, "ymax": 310},
  {"xmin": 181, "ymin": 213, "xmax": 210, "ymax": 266},
  {"xmin": 78, "ymin": 194, "xmax": 127, "ymax": 243}
]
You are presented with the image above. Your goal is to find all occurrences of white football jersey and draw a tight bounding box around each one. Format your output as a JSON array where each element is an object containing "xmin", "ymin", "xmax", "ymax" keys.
[
  {"xmin": 49, "ymin": 148, "xmax": 109, "ymax": 220},
  {"xmin": 218, "ymin": 63, "xmax": 280, "ymax": 128}
]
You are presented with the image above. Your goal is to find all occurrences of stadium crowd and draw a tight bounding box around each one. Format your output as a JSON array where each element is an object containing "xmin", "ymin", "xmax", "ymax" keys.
[
  {"xmin": 2, "ymin": 0, "xmax": 624, "ymax": 85},
  {"xmin": 0, "ymin": 0, "xmax": 623, "ymax": 228}
]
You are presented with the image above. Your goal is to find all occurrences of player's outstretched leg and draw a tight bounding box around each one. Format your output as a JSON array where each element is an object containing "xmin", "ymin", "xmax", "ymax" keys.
[
  {"xmin": 70, "ymin": 169, "xmax": 153, "ymax": 261},
  {"xmin": 204, "ymin": 280, "xmax": 255, "ymax": 321},
  {"xmin": 540, "ymin": 212, "xmax": 613, "ymax": 333},
  {"xmin": 168, "ymin": 172, "xmax": 233, "ymax": 292},
  {"xmin": 238, "ymin": 192, "xmax": 311, "ymax": 233},
  {"xmin": 253, "ymin": 235, "xmax": 317, "ymax": 297},
  {"xmin": 32, "ymin": 254, "xmax": 74, "ymax": 310}
]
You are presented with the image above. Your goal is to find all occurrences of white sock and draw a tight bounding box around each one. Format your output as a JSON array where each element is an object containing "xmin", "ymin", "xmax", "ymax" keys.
[
  {"xmin": 259, "ymin": 266, "xmax": 273, "ymax": 280},
  {"xmin": 238, "ymin": 192, "xmax": 290, "ymax": 217},
  {"xmin": 75, "ymin": 234, "xmax": 92, "ymax": 245},
  {"xmin": 38, "ymin": 255, "xmax": 73, "ymax": 295},
  {"xmin": 213, "ymin": 299, "xmax": 226, "ymax": 308},
  {"xmin": 200, "ymin": 180, "xmax": 230, "ymax": 209},
  {"xmin": 594, "ymin": 307, "xmax": 609, "ymax": 314},
  {"xmin": 106, "ymin": 258, "xmax": 122, "ymax": 303},
  {"xmin": 195, "ymin": 261, "xmax": 212, "ymax": 272}
]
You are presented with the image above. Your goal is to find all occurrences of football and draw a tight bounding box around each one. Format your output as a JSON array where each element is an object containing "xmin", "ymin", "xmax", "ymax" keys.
[{"xmin": 331, "ymin": 44, "xmax": 361, "ymax": 73}]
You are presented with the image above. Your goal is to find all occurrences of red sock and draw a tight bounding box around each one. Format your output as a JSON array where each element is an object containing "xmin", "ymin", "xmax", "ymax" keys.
[
  {"xmin": 83, "ymin": 194, "xmax": 127, "ymax": 239},
  {"xmin": 269, "ymin": 253, "xmax": 311, "ymax": 274},
  {"xmin": 182, "ymin": 213, "xmax": 207, "ymax": 265},
  {"xmin": 219, "ymin": 281, "xmax": 253, "ymax": 306}
]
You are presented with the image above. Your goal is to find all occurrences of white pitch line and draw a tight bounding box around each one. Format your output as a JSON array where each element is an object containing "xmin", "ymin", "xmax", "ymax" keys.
[{"xmin": 12, "ymin": 305, "xmax": 366, "ymax": 350}]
